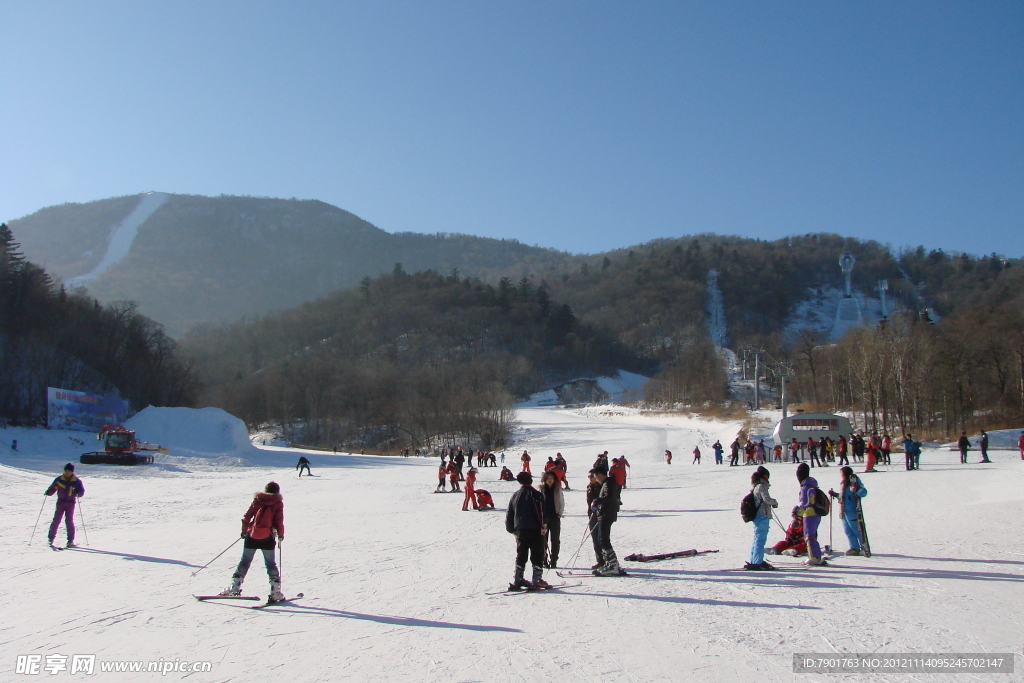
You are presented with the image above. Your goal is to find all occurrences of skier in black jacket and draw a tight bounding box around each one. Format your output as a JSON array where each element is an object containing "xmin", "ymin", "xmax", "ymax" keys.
[
  {"xmin": 591, "ymin": 466, "xmax": 627, "ymax": 576},
  {"xmin": 957, "ymin": 432, "xmax": 971, "ymax": 464},
  {"xmin": 505, "ymin": 472, "xmax": 549, "ymax": 590}
]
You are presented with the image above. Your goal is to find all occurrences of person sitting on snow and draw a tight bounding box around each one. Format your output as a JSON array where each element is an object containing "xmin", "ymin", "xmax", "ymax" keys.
[
  {"xmin": 767, "ymin": 506, "xmax": 807, "ymax": 556},
  {"xmin": 500, "ymin": 466, "xmax": 516, "ymax": 481},
  {"xmin": 475, "ymin": 489, "xmax": 495, "ymax": 510}
]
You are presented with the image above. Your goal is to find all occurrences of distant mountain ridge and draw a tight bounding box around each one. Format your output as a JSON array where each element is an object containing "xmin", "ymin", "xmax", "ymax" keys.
[{"xmin": 10, "ymin": 193, "xmax": 569, "ymax": 335}]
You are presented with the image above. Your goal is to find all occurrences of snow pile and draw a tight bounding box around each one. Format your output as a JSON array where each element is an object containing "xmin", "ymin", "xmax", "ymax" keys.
[{"xmin": 126, "ymin": 406, "xmax": 286, "ymax": 467}]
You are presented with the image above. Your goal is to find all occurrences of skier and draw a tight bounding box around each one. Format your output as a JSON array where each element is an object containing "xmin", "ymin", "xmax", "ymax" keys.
[
  {"xmin": 553, "ymin": 453, "xmax": 570, "ymax": 490},
  {"xmin": 713, "ymin": 441, "xmax": 724, "ymax": 465},
  {"xmin": 539, "ymin": 470, "xmax": 564, "ymax": 568},
  {"xmin": 475, "ymin": 489, "xmax": 495, "ymax": 510},
  {"xmin": 454, "ymin": 448, "xmax": 466, "ymax": 480},
  {"xmin": 618, "ymin": 455, "xmax": 631, "ymax": 487},
  {"xmin": 902, "ymin": 433, "xmax": 921, "ymax": 470},
  {"xmin": 295, "ymin": 456, "xmax": 312, "ymax": 477},
  {"xmin": 729, "ymin": 438, "xmax": 741, "ymax": 466},
  {"xmin": 773, "ymin": 443, "xmax": 782, "ymax": 463},
  {"xmin": 499, "ymin": 466, "xmax": 515, "ymax": 481},
  {"xmin": 505, "ymin": 472, "xmax": 549, "ymax": 590},
  {"xmin": 520, "ymin": 450, "xmax": 532, "ymax": 474},
  {"xmin": 807, "ymin": 437, "xmax": 822, "ymax": 468},
  {"xmin": 756, "ymin": 440, "xmax": 766, "ymax": 464},
  {"xmin": 795, "ymin": 463, "xmax": 826, "ymax": 566},
  {"xmin": 220, "ymin": 481, "xmax": 285, "ymax": 601},
  {"xmin": 979, "ymin": 430, "xmax": 990, "ymax": 463},
  {"xmin": 436, "ymin": 461, "xmax": 449, "ymax": 492},
  {"xmin": 881, "ymin": 434, "xmax": 892, "ymax": 465},
  {"xmin": 789, "ymin": 437, "xmax": 801, "ymax": 463},
  {"xmin": 590, "ymin": 465, "xmax": 626, "ymax": 576},
  {"xmin": 665, "ymin": 449, "xmax": 673, "ymax": 465},
  {"xmin": 593, "ymin": 451, "xmax": 609, "ymax": 471},
  {"xmin": 609, "ymin": 458, "xmax": 627, "ymax": 487},
  {"xmin": 448, "ymin": 461, "xmax": 461, "ymax": 492},
  {"xmin": 744, "ymin": 467, "xmax": 778, "ymax": 571},
  {"xmin": 1019, "ymin": 431, "xmax": 1024, "ymax": 461},
  {"xmin": 585, "ymin": 471, "xmax": 604, "ymax": 568},
  {"xmin": 957, "ymin": 432, "xmax": 971, "ymax": 464},
  {"xmin": 462, "ymin": 468, "xmax": 479, "ymax": 511},
  {"xmin": 766, "ymin": 507, "xmax": 806, "ymax": 556},
  {"xmin": 692, "ymin": 446, "xmax": 701, "ymax": 464},
  {"xmin": 864, "ymin": 436, "xmax": 878, "ymax": 473},
  {"xmin": 837, "ymin": 434, "xmax": 849, "ymax": 466},
  {"xmin": 829, "ymin": 466, "xmax": 868, "ymax": 556},
  {"xmin": 45, "ymin": 463, "xmax": 85, "ymax": 548}
]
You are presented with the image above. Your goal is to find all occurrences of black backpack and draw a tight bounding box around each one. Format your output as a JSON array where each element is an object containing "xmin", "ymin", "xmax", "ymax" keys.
[
  {"xmin": 740, "ymin": 490, "xmax": 758, "ymax": 523},
  {"xmin": 811, "ymin": 487, "xmax": 831, "ymax": 517}
]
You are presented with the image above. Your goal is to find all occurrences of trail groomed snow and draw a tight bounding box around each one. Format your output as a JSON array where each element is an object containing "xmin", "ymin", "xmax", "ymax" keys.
[{"xmin": 3, "ymin": 407, "xmax": 1022, "ymax": 681}]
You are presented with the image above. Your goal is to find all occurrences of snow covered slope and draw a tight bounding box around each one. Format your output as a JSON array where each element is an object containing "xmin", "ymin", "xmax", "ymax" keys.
[{"xmin": 4, "ymin": 408, "xmax": 1023, "ymax": 681}]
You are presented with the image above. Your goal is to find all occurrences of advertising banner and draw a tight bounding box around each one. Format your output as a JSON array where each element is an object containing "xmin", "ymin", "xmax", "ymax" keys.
[{"xmin": 47, "ymin": 388, "xmax": 129, "ymax": 432}]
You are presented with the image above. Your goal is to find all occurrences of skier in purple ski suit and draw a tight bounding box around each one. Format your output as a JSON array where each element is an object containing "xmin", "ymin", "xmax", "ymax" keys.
[
  {"xmin": 795, "ymin": 462, "xmax": 825, "ymax": 565},
  {"xmin": 46, "ymin": 463, "xmax": 85, "ymax": 547}
]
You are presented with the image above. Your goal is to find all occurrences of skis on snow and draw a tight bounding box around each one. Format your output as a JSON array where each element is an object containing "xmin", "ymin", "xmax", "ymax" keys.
[
  {"xmin": 252, "ymin": 592, "xmax": 304, "ymax": 609},
  {"xmin": 486, "ymin": 583, "xmax": 580, "ymax": 595},
  {"xmin": 194, "ymin": 595, "xmax": 261, "ymax": 601},
  {"xmin": 623, "ymin": 549, "xmax": 719, "ymax": 562}
]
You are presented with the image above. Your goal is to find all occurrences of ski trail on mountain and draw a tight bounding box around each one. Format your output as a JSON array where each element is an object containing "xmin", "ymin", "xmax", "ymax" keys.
[{"xmin": 68, "ymin": 192, "xmax": 168, "ymax": 287}]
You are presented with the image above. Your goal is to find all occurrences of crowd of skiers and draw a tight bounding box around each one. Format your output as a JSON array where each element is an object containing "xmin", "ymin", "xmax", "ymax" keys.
[{"xmin": 745, "ymin": 462, "xmax": 868, "ymax": 571}]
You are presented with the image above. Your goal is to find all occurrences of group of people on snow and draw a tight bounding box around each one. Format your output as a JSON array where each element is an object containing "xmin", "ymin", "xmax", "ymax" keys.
[{"xmin": 745, "ymin": 462, "xmax": 867, "ymax": 571}]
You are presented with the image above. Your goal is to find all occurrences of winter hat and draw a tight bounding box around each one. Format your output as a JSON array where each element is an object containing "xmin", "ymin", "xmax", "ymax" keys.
[
  {"xmin": 516, "ymin": 472, "xmax": 533, "ymax": 485},
  {"xmin": 64, "ymin": 463, "xmax": 75, "ymax": 472},
  {"xmin": 796, "ymin": 462, "xmax": 810, "ymax": 481},
  {"xmin": 791, "ymin": 506, "xmax": 800, "ymax": 516},
  {"xmin": 756, "ymin": 465, "xmax": 770, "ymax": 478}
]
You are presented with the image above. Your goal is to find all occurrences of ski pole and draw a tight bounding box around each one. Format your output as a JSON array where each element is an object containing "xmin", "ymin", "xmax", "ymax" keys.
[
  {"xmin": 77, "ymin": 500, "xmax": 90, "ymax": 547},
  {"xmin": 770, "ymin": 510, "xmax": 788, "ymax": 534},
  {"xmin": 191, "ymin": 537, "xmax": 242, "ymax": 577},
  {"xmin": 566, "ymin": 521, "xmax": 593, "ymax": 569},
  {"xmin": 278, "ymin": 539, "xmax": 283, "ymax": 581},
  {"xmin": 28, "ymin": 496, "xmax": 47, "ymax": 546}
]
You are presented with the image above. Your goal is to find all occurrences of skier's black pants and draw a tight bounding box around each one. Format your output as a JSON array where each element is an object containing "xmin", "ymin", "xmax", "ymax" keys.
[
  {"xmin": 905, "ymin": 453, "xmax": 914, "ymax": 470},
  {"xmin": 588, "ymin": 515, "xmax": 603, "ymax": 563},
  {"xmin": 437, "ymin": 476, "xmax": 446, "ymax": 489},
  {"xmin": 810, "ymin": 453, "xmax": 822, "ymax": 467},
  {"xmin": 298, "ymin": 464, "xmax": 311, "ymax": 476},
  {"xmin": 960, "ymin": 448, "xmax": 968, "ymax": 464},
  {"xmin": 545, "ymin": 516, "xmax": 561, "ymax": 565},
  {"xmin": 838, "ymin": 454, "xmax": 849, "ymax": 466},
  {"xmin": 515, "ymin": 529, "xmax": 545, "ymax": 569},
  {"xmin": 593, "ymin": 516, "xmax": 616, "ymax": 553}
]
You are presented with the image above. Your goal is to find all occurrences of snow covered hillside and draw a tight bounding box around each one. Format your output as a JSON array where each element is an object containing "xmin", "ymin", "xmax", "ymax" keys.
[{"xmin": 3, "ymin": 408, "xmax": 1023, "ymax": 681}]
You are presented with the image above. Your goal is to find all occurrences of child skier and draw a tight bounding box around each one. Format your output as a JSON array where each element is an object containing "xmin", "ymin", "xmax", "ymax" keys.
[
  {"xmin": 692, "ymin": 446, "xmax": 701, "ymax": 464},
  {"xmin": 744, "ymin": 467, "xmax": 778, "ymax": 570},
  {"xmin": 520, "ymin": 450, "xmax": 532, "ymax": 474},
  {"xmin": 221, "ymin": 481, "xmax": 285, "ymax": 601},
  {"xmin": 505, "ymin": 472, "xmax": 548, "ymax": 590},
  {"xmin": 767, "ymin": 507, "xmax": 806, "ymax": 556},
  {"xmin": 796, "ymin": 463, "xmax": 826, "ymax": 566},
  {"xmin": 436, "ymin": 462, "xmax": 448, "ymax": 492},
  {"xmin": 462, "ymin": 468, "xmax": 479, "ymax": 511},
  {"xmin": 591, "ymin": 466, "xmax": 626, "ymax": 576},
  {"xmin": 829, "ymin": 466, "xmax": 868, "ymax": 555},
  {"xmin": 45, "ymin": 463, "xmax": 85, "ymax": 548}
]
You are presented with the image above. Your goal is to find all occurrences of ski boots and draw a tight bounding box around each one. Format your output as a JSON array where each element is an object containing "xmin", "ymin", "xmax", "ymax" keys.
[
  {"xmin": 509, "ymin": 565, "xmax": 532, "ymax": 591},
  {"xmin": 804, "ymin": 557, "xmax": 829, "ymax": 566},
  {"xmin": 269, "ymin": 580, "xmax": 285, "ymax": 603},
  {"xmin": 531, "ymin": 566, "xmax": 550, "ymax": 590},
  {"xmin": 844, "ymin": 548, "xmax": 862, "ymax": 556},
  {"xmin": 219, "ymin": 577, "xmax": 243, "ymax": 597},
  {"xmin": 594, "ymin": 550, "xmax": 627, "ymax": 576}
]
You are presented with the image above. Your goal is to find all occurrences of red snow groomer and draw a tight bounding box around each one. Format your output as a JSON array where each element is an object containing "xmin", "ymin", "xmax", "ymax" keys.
[{"xmin": 79, "ymin": 425, "xmax": 168, "ymax": 465}]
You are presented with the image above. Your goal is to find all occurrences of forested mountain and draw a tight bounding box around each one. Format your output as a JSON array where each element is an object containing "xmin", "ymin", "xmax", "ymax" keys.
[
  {"xmin": 0, "ymin": 224, "xmax": 197, "ymax": 424},
  {"xmin": 181, "ymin": 268, "xmax": 647, "ymax": 450},
  {"xmin": 10, "ymin": 194, "xmax": 572, "ymax": 336}
]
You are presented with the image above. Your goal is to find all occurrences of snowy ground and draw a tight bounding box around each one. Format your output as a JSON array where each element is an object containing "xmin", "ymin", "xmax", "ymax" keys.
[{"xmin": 3, "ymin": 407, "xmax": 1023, "ymax": 682}]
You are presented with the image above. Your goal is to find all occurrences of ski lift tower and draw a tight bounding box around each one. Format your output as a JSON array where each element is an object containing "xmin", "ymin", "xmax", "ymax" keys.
[{"xmin": 839, "ymin": 252, "xmax": 856, "ymax": 298}]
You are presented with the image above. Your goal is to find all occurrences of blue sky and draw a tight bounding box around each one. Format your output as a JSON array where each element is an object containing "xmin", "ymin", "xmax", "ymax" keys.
[{"xmin": 1, "ymin": 2, "xmax": 1021, "ymax": 256}]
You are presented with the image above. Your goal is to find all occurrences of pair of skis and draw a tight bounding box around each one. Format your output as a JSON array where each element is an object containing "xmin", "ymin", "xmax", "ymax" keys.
[
  {"xmin": 855, "ymin": 497, "xmax": 872, "ymax": 557},
  {"xmin": 623, "ymin": 549, "xmax": 718, "ymax": 562},
  {"xmin": 485, "ymin": 582, "xmax": 581, "ymax": 595},
  {"xmin": 194, "ymin": 592, "xmax": 304, "ymax": 609}
]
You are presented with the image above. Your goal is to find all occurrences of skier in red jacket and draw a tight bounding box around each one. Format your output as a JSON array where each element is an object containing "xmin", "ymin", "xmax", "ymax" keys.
[
  {"xmin": 463, "ymin": 468, "xmax": 479, "ymax": 510},
  {"xmin": 609, "ymin": 458, "xmax": 627, "ymax": 487},
  {"xmin": 448, "ymin": 461, "xmax": 461, "ymax": 492},
  {"xmin": 221, "ymin": 482, "xmax": 285, "ymax": 601},
  {"xmin": 521, "ymin": 450, "xmax": 532, "ymax": 474}
]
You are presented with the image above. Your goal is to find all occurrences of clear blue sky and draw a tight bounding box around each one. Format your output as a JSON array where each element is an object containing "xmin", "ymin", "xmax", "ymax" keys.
[{"xmin": 2, "ymin": 2, "xmax": 1021, "ymax": 257}]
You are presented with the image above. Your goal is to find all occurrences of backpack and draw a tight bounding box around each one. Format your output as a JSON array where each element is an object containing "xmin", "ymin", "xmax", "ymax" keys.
[
  {"xmin": 811, "ymin": 487, "xmax": 830, "ymax": 517},
  {"xmin": 740, "ymin": 490, "xmax": 759, "ymax": 523}
]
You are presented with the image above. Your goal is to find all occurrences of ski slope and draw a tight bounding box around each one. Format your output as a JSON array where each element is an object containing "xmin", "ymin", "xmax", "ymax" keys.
[{"xmin": 3, "ymin": 407, "xmax": 1023, "ymax": 681}]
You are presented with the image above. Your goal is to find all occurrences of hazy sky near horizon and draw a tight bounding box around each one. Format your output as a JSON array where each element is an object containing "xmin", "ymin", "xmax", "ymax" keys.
[{"xmin": 2, "ymin": 2, "xmax": 1021, "ymax": 257}]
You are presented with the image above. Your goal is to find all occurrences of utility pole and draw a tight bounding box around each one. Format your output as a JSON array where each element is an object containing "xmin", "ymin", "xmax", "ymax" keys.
[{"xmin": 754, "ymin": 352, "xmax": 761, "ymax": 410}]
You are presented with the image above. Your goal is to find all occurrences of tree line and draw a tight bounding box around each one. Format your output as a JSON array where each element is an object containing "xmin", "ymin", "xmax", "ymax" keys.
[
  {"xmin": 0, "ymin": 224, "xmax": 198, "ymax": 424},
  {"xmin": 182, "ymin": 266, "xmax": 648, "ymax": 451}
]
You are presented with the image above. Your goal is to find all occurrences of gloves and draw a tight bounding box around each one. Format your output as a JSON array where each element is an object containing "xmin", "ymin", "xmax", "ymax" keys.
[
  {"xmin": 828, "ymin": 489, "xmax": 837, "ymax": 498},
  {"xmin": 240, "ymin": 532, "xmax": 247, "ymax": 538}
]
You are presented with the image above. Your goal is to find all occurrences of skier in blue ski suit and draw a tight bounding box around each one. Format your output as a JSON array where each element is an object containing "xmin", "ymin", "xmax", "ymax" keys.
[{"xmin": 829, "ymin": 466, "xmax": 867, "ymax": 555}]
